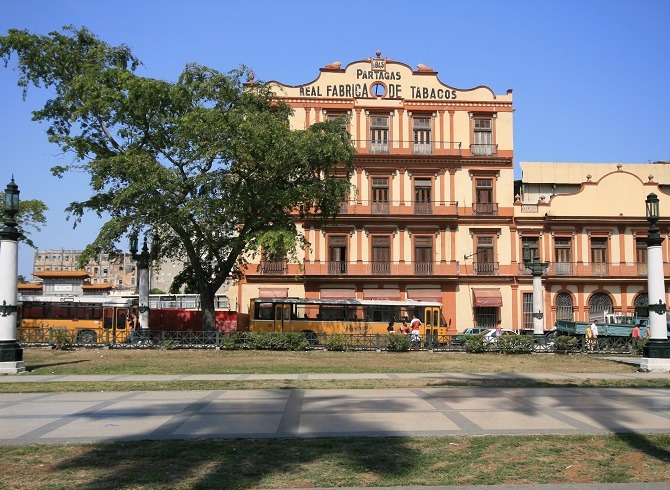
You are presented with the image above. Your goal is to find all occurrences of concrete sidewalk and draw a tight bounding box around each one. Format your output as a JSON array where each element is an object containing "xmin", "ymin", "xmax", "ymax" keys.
[{"xmin": 1, "ymin": 384, "xmax": 668, "ymax": 445}]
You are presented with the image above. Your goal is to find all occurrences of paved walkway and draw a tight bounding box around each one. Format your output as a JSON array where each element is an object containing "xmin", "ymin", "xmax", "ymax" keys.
[{"xmin": 0, "ymin": 371, "xmax": 669, "ymax": 445}]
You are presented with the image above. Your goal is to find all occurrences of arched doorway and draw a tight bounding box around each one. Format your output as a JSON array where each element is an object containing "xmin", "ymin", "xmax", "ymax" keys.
[
  {"xmin": 556, "ymin": 292, "xmax": 574, "ymax": 321},
  {"xmin": 589, "ymin": 292, "xmax": 613, "ymax": 318},
  {"xmin": 634, "ymin": 292, "xmax": 648, "ymax": 317}
]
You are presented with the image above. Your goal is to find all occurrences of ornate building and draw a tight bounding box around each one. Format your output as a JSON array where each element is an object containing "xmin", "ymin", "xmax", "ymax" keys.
[{"xmin": 229, "ymin": 53, "xmax": 670, "ymax": 333}]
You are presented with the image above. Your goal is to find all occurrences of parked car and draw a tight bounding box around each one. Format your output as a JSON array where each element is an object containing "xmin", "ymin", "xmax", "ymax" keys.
[
  {"xmin": 482, "ymin": 328, "xmax": 517, "ymax": 344},
  {"xmin": 453, "ymin": 327, "xmax": 488, "ymax": 344}
]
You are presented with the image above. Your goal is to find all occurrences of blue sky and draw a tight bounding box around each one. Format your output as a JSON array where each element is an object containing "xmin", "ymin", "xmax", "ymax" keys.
[{"xmin": 2, "ymin": 0, "xmax": 669, "ymax": 278}]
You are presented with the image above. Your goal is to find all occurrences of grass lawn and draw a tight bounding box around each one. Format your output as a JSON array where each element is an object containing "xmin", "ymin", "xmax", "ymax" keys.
[
  {"xmin": 1, "ymin": 434, "xmax": 669, "ymax": 489},
  {"xmin": 3, "ymin": 348, "xmax": 668, "ymax": 488},
  {"xmin": 5, "ymin": 347, "xmax": 666, "ymax": 392},
  {"xmin": 19, "ymin": 346, "xmax": 641, "ymax": 375}
]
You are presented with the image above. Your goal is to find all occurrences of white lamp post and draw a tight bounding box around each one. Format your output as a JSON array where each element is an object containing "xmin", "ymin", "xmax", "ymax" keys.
[
  {"xmin": 641, "ymin": 193, "xmax": 670, "ymax": 371},
  {"xmin": 522, "ymin": 242, "xmax": 549, "ymax": 336},
  {"xmin": 0, "ymin": 178, "xmax": 25, "ymax": 373}
]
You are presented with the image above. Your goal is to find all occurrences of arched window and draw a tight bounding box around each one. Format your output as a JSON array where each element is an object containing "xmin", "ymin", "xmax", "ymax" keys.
[
  {"xmin": 634, "ymin": 292, "xmax": 648, "ymax": 317},
  {"xmin": 589, "ymin": 292, "xmax": 613, "ymax": 316},
  {"xmin": 556, "ymin": 292, "xmax": 574, "ymax": 321}
]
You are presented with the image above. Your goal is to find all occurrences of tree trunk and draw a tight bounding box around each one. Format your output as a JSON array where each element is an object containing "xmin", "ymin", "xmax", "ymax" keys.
[{"xmin": 199, "ymin": 287, "xmax": 217, "ymax": 331}]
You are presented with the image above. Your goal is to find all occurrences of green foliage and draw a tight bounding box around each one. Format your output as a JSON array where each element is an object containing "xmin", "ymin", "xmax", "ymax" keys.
[
  {"xmin": 243, "ymin": 332, "xmax": 308, "ymax": 351},
  {"xmin": 149, "ymin": 288, "xmax": 165, "ymax": 294},
  {"xmin": 52, "ymin": 329, "xmax": 72, "ymax": 349},
  {"xmin": 555, "ymin": 335, "xmax": 580, "ymax": 352},
  {"xmin": 324, "ymin": 333, "xmax": 349, "ymax": 351},
  {"xmin": 386, "ymin": 333, "xmax": 410, "ymax": 352},
  {"xmin": 633, "ymin": 336, "xmax": 649, "ymax": 355},
  {"xmin": 0, "ymin": 26, "xmax": 355, "ymax": 330},
  {"xmin": 219, "ymin": 332, "xmax": 243, "ymax": 350},
  {"xmin": 494, "ymin": 334, "xmax": 533, "ymax": 354},
  {"xmin": 465, "ymin": 334, "xmax": 486, "ymax": 353}
]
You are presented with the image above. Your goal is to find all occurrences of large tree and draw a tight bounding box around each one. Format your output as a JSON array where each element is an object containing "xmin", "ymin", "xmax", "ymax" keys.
[{"xmin": 0, "ymin": 26, "xmax": 355, "ymax": 329}]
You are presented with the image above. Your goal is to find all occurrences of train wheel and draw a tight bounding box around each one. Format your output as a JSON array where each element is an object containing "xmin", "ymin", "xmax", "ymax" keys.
[{"xmin": 77, "ymin": 330, "xmax": 97, "ymax": 344}]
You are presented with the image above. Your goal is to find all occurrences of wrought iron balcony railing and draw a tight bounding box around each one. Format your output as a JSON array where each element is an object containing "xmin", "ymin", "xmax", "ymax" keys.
[
  {"xmin": 336, "ymin": 200, "xmax": 459, "ymax": 216},
  {"xmin": 258, "ymin": 261, "xmax": 288, "ymax": 275},
  {"xmin": 517, "ymin": 262, "xmax": 670, "ymax": 277},
  {"xmin": 412, "ymin": 142, "xmax": 433, "ymax": 155},
  {"xmin": 470, "ymin": 144, "xmax": 498, "ymax": 156},
  {"xmin": 304, "ymin": 261, "xmax": 460, "ymax": 276},
  {"xmin": 473, "ymin": 262, "xmax": 500, "ymax": 275},
  {"xmin": 473, "ymin": 202, "xmax": 499, "ymax": 216}
]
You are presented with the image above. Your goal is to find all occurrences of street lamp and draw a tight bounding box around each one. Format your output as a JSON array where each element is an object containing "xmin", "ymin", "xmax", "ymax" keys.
[
  {"xmin": 641, "ymin": 193, "xmax": 670, "ymax": 369},
  {"xmin": 129, "ymin": 233, "xmax": 151, "ymax": 331},
  {"xmin": 522, "ymin": 242, "xmax": 550, "ymax": 336},
  {"xmin": 0, "ymin": 177, "xmax": 25, "ymax": 373}
]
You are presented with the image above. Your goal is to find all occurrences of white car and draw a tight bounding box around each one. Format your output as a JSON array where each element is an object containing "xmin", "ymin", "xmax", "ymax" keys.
[{"xmin": 482, "ymin": 328, "xmax": 516, "ymax": 344}]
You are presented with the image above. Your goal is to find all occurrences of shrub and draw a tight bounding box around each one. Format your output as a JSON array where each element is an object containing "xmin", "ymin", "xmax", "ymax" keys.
[
  {"xmin": 634, "ymin": 336, "xmax": 649, "ymax": 355},
  {"xmin": 386, "ymin": 333, "xmax": 410, "ymax": 352},
  {"xmin": 52, "ymin": 329, "xmax": 72, "ymax": 350},
  {"xmin": 324, "ymin": 332, "xmax": 349, "ymax": 351},
  {"xmin": 465, "ymin": 334, "xmax": 486, "ymax": 353},
  {"xmin": 219, "ymin": 332, "xmax": 242, "ymax": 350},
  {"xmin": 495, "ymin": 334, "xmax": 533, "ymax": 354},
  {"xmin": 555, "ymin": 335, "xmax": 580, "ymax": 352},
  {"xmin": 244, "ymin": 332, "xmax": 308, "ymax": 351}
]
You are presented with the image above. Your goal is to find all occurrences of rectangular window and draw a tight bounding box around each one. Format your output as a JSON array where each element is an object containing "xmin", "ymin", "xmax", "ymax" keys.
[
  {"xmin": 522, "ymin": 293, "xmax": 534, "ymax": 331},
  {"xmin": 414, "ymin": 236, "xmax": 433, "ymax": 275},
  {"xmin": 414, "ymin": 178, "xmax": 432, "ymax": 215},
  {"xmin": 522, "ymin": 237, "xmax": 540, "ymax": 263},
  {"xmin": 636, "ymin": 238, "xmax": 647, "ymax": 275},
  {"xmin": 474, "ymin": 236, "xmax": 497, "ymax": 275},
  {"xmin": 554, "ymin": 237, "xmax": 573, "ymax": 275},
  {"xmin": 472, "ymin": 118, "xmax": 495, "ymax": 156},
  {"xmin": 413, "ymin": 117, "xmax": 432, "ymax": 154},
  {"xmin": 475, "ymin": 307, "xmax": 497, "ymax": 329},
  {"xmin": 474, "ymin": 179, "xmax": 496, "ymax": 215},
  {"xmin": 371, "ymin": 177, "xmax": 390, "ymax": 214},
  {"xmin": 328, "ymin": 236, "xmax": 347, "ymax": 274},
  {"xmin": 327, "ymin": 112, "xmax": 349, "ymax": 133},
  {"xmin": 371, "ymin": 236, "xmax": 390, "ymax": 274},
  {"xmin": 591, "ymin": 238, "xmax": 608, "ymax": 276},
  {"xmin": 370, "ymin": 116, "xmax": 389, "ymax": 154}
]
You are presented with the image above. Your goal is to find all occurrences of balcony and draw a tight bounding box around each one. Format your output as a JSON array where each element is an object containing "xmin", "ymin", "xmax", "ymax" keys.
[
  {"xmin": 413, "ymin": 142, "xmax": 433, "ymax": 155},
  {"xmin": 369, "ymin": 141, "xmax": 390, "ymax": 154},
  {"xmin": 354, "ymin": 139, "xmax": 462, "ymax": 156},
  {"xmin": 473, "ymin": 202, "xmax": 499, "ymax": 216},
  {"xmin": 470, "ymin": 144, "xmax": 498, "ymax": 156},
  {"xmin": 335, "ymin": 200, "xmax": 459, "ymax": 217},
  {"xmin": 473, "ymin": 262, "xmax": 499, "ymax": 275},
  {"xmin": 304, "ymin": 261, "xmax": 460, "ymax": 277},
  {"xmin": 258, "ymin": 261, "xmax": 288, "ymax": 275},
  {"xmin": 518, "ymin": 262, "xmax": 670, "ymax": 278}
]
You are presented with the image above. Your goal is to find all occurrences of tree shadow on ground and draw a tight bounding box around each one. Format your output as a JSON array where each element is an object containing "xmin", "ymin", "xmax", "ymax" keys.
[
  {"xmin": 26, "ymin": 359, "xmax": 90, "ymax": 371},
  {"xmin": 50, "ymin": 393, "xmax": 425, "ymax": 489}
]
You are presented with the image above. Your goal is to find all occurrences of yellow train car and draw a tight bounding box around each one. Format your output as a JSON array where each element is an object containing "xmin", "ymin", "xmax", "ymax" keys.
[
  {"xmin": 249, "ymin": 297, "xmax": 445, "ymax": 341},
  {"xmin": 18, "ymin": 296, "xmax": 132, "ymax": 344}
]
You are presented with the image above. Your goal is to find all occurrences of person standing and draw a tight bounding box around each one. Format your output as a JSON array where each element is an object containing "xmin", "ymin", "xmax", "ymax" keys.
[
  {"xmin": 590, "ymin": 320, "xmax": 599, "ymax": 351},
  {"xmin": 631, "ymin": 324, "xmax": 641, "ymax": 340},
  {"xmin": 585, "ymin": 322, "xmax": 594, "ymax": 351},
  {"xmin": 410, "ymin": 314, "xmax": 422, "ymax": 346}
]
